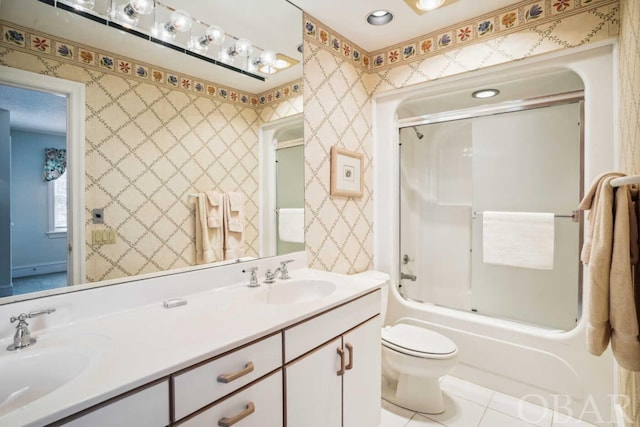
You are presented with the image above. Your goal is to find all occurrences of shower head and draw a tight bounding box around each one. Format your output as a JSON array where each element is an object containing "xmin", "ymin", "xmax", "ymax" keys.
[{"xmin": 412, "ymin": 126, "xmax": 424, "ymax": 140}]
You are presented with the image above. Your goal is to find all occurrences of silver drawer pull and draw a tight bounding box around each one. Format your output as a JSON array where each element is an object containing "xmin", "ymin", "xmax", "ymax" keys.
[
  {"xmin": 218, "ymin": 402, "xmax": 255, "ymax": 427},
  {"xmin": 217, "ymin": 362, "xmax": 255, "ymax": 383}
]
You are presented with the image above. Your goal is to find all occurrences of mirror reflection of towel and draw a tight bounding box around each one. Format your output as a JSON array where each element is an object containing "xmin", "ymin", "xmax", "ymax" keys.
[
  {"xmin": 205, "ymin": 191, "xmax": 222, "ymax": 228},
  {"xmin": 278, "ymin": 208, "xmax": 304, "ymax": 243},
  {"xmin": 223, "ymin": 192, "xmax": 245, "ymax": 260},
  {"xmin": 195, "ymin": 193, "xmax": 223, "ymax": 264}
]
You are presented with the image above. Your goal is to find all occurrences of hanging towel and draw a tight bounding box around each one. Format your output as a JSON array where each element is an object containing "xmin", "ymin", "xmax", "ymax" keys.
[
  {"xmin": 205, "ymin": 191, "xmax": 223, "ymax": 228},
  {"xmin": 278, "ymin": 208, "xmax": 304, "ymax": 243},
  {"xmin": 482, "ymin": 211, "xmax": 555, "ymax": 270},
  {"xmin": 223, "ymin": 192, "xmax": 245, "ymax": 260},
  {"xmin": 580, "ymin": 173, "xmax": 640, "ymax": 371},
  {"xmin": 194, "ymin": 193, "xmax": 223, "ymax": 265}
]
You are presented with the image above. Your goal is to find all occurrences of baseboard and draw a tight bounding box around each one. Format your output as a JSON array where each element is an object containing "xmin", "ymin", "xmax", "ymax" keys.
[
  {"xmin": 0, "ymin": 283, "xmax": 12, "ymax": 297},
  {"xmin": 12, "ymin": 261, "xmax": 67, "ymax": 278}
]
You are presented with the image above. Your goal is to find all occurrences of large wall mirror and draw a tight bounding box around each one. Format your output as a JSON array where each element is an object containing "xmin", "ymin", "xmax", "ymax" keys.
[{"xmin": 0, "ymin": 0, "xmax": 304, "ymax": 304}]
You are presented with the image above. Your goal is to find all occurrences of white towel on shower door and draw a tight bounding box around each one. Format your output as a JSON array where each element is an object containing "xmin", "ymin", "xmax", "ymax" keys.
[{"xmin": 482, "ymin": 211, "xmax": 555, "ymax": 270}]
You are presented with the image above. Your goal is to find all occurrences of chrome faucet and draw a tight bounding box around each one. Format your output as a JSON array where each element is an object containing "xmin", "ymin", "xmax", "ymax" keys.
[
  {"xmin": 400, "ymin": 272, "xmax": 417, "ymax": 281},
  {"xmin": 264, "ymin": 260, "xmax": 295, "ymax": 284},
  {"xmin": 244, "ymin": 267, "xmax": 259, "ymax": 287},
  {"xmin": 7, "ymin": 308, "xmax": 56, "ymax": 351}
]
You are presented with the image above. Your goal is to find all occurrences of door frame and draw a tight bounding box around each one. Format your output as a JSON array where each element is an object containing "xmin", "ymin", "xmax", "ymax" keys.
[
  {"xmin": 0, "ymin": 65, "xmax": 86, "ymax": 286},
  {"xmin": 258, "ymin": 113, "xmax": 303, "ymax": 257}
]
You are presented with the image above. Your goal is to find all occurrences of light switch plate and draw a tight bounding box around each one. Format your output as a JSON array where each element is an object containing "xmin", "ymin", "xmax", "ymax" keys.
[{"xmin": 92, "ymin": 208, "xmax": 104, "ymax": 224}]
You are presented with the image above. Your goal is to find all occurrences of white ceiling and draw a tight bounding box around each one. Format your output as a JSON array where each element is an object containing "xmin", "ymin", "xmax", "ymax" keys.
[
  {"xmin": 0, "ymin": 84, "xmax": 67, "ymax": 135},
  {"xmin": 289, "ymin": 0, "xmax": 523, "ymax": 52}
]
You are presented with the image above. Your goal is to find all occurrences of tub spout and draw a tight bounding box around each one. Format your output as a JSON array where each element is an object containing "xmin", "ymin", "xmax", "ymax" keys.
[{"xmin": 400, "ymin": 273, "xmax": 417, "ymax": 281}]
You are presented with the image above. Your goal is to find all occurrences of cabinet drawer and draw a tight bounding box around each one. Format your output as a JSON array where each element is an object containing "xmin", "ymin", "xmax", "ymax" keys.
[
  {"xmin": 173, "ymin": 333, "xmax": 282, "ymax": 421},
  {"xmin": 284, "ymin": 290, "xmax": 380, "ymax": 363},
  {"xmin": 60, "ymin": 380, "xmax": 169, "ymax": 427},
  {"xmin": 175, "ymin": 370, "xmax": 283, "ymax": 427}
]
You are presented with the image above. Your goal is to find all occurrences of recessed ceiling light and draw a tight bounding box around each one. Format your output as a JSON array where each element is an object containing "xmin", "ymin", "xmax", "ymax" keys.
[
  {"xmin": 472, "ymin": 89, "xmax": 500, "ymax": 99},
  {"xmin": 416, "ymin": 0, "xmax": 445, "ymax": 11},
  {"xmin": 367, "ymin": 10, "xmax": 393, "ymax": 25}
]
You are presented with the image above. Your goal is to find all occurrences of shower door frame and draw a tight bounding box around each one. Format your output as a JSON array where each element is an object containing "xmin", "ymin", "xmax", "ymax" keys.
[{"xmin": 397, "ymin": 92, "xmax": 586, "ymax": 329}]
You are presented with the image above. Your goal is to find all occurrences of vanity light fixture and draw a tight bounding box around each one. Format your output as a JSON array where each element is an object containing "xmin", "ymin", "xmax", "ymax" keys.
[
  {"xmin": 111, "ymin": 0, "xmax": 154, "ymax": 26},
  {"xmin": 40, "ymin": 0, "xmax": 300, "ymax": 81},
  {"xmin": 367, "ymin": 10, "xmax": 394, "ymax": 26},
  {"xmin": 416, "ymin": 0, "xmax": 446, "ymax": 11},
  {"xmin": 472, "ymin": 89, "xmax": 500, "ymax": 99}
]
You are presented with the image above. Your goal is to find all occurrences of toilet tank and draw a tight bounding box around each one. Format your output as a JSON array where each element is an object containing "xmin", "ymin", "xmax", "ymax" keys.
[{"xmin": 352, "ymin": 271, "xmax": 390, "ymax": 323}]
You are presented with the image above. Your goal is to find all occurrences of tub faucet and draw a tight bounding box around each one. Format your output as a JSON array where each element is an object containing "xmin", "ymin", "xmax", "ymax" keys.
[
  {"xmin": 400, "ymin": 272, "xmax": 417, "ymax": 281},
  {"xmin": 7, "ymin": 308, "xmax": 56, "ymax": 351}
]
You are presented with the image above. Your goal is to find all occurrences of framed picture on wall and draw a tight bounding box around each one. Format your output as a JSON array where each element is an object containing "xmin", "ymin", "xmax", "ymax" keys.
[{"xmin": 330, "ymin": 146, "xmax": 364, "ymax": 198}]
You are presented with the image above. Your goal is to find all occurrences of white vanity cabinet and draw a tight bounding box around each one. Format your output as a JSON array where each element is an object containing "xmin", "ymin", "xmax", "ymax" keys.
[
  {"xmin": 284, "ymin": 290, "xmax": 381, "ymax": 427},
  {"xmin": 44, "ymin": 288, "xmax": 381, "ymax": 427},
  {"xmin": 57, "ymin": 380, "xmax": 169, "ymax": 427}
]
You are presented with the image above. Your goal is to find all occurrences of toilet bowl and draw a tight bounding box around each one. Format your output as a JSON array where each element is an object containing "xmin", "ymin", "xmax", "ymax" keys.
[
  {"xmin": 352, "ymin": 270, "xmax": 459, "ymax": 414},
  {"xmin": 381, "ymin": 322, "xmax": 458, "ymax": 414}
]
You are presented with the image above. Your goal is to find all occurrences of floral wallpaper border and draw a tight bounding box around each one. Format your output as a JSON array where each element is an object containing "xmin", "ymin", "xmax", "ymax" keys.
[
  {"xmin": 1, "ymin": 19, "xmax": 303, "ymax": 109},
  {"xmin": 304, "ymin": 0, "xmax": 617, "ymax": 72}
]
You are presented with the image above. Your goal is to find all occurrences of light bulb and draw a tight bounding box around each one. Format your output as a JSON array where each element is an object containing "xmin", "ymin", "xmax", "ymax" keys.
[
  {"xmin": 417, "ymin": 0, "xmax": 445, "ymax": 11},
  {"xmin": 71, "ymin": 0, "xmax": 95, "ymax": 10},
  {"xmin": 170, "ymin": 10, "xmax": 192, "ymax": 32},
  {"xmin": 113, "ymin": 0, "xmax": 154, "ymax": 26},
  {"xmin": 260, "ymin": 50, "xmax": 276, "ymax": 66},
  {"xmin": 129, "ymin": 0, "xmax": 154, "ymax": 15},
  {"xmin": 236, "ymin": 38, "xmax": 253, "ymax": 56},
  {"xmin": 205, "ymin": 25, "xmax": 225, "ymax": 45}
]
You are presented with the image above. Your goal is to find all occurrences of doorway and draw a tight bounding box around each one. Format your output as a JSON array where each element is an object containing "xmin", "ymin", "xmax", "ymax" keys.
[{"xmin": 0, "ymin": 65, "xmax": 85, "ymax": 299}]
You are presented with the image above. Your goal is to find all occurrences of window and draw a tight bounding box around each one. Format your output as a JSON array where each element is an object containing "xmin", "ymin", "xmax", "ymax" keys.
[{"xmin": 48, "ymin": 171, "xmax": 67, "ymax": 238}]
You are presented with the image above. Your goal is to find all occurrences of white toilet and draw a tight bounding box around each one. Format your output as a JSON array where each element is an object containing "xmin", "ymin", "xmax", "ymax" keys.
[{"xmin": 370, "ymin": 273, "xmax": 459, "ymax": 414}]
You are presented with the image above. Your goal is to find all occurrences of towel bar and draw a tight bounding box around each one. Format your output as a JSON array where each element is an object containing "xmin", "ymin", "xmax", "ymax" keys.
[{"xmin": 472, "ymin": 210, "xmax": 579, "ymax": 223}]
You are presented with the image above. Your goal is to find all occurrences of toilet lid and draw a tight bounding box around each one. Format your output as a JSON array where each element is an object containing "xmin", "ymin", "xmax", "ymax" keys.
[{"xmin": 382, "ymin": 324, "xmax": 457, "ymax": 355}]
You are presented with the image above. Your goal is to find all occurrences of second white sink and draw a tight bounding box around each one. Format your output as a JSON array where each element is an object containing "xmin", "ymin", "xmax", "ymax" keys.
[{"xmin": 254, "ymin": 279, "xmax": 336, "ymax": 304}]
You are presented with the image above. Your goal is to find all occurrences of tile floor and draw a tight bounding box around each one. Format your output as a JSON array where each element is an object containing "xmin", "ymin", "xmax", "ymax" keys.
[{"xmin": 382, "ymin": 376, "xmax": 597, "ymax": 427}]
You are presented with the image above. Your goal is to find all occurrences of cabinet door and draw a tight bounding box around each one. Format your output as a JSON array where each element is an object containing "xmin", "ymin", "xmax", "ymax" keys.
[
  {"xmin": 285, "ymin": 337, "xmax": 342, "ymax": 427},
  {"xmin": 343, "ymin": 316, "xmax": 381, "ymax": 427}
]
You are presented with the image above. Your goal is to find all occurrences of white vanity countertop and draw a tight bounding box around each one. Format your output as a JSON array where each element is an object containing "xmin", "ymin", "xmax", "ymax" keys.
[{"xmin": 0, "ymin": 268, "xmax": 385, "ymax": 427}]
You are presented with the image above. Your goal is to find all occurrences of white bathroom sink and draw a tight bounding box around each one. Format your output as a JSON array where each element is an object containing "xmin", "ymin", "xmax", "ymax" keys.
[
  {"xmin": 0, "ymin": 348, "xmax": 91, "ymax": 416},
  {"xmin": 255, "ymin": 279, "xmax": 336, "ymax": 304}
]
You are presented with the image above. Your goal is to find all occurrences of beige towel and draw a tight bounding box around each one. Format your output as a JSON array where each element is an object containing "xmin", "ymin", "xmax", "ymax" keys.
[
  {"xmin": 194, "ymin": 193, "xmax": 223, "ymax": 264},
  {"xmin": 223, "ymin": 192, "xmax": 245, "ymax": 260},
  {"xmin": 205, "ymin": 191, "xmax": 223, "ymax": 228},
  {"xmin": 579, "ymin": 173, "xmax": 640, "ymax": 370}
]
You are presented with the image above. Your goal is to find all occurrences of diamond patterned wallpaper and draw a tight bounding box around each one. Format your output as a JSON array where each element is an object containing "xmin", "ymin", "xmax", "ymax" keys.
[
  {"xmin": 1, "ymin": 36, "xmax": 302, "ymax": 282},
  {"xmin": 618, "ymin": 0, "xmax": 640, "ymax": 422},
  {"xmin": 303, "ymin": 1, "xmax": 619, "ymax": 275},
  {"xmin": 303, "ymin": 42, "xmax": 373, "ymax": 273}
]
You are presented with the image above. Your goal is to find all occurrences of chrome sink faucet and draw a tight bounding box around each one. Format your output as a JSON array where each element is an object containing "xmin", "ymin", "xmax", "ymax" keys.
[
  {"xmin": 7, "ymin": 308, "xmax": 56, "ymax": 351},
  {"xmin": 264, "ymin": 260, "xmax": 294, "ymax": 284},
  {"xmin": 244, "ymin": 266, "xmax": 260, "ymax": 287}
]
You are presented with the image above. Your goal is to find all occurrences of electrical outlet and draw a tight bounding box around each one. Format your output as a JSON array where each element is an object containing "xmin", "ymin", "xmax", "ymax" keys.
[{"xmin": 92, "ymin": 208, "xmax": 104, "ymax": 224}]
